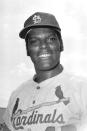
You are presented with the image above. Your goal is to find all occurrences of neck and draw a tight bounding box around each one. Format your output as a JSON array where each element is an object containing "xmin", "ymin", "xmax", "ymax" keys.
[{"xmin": 34, "ymin": 64, "xmax": 63, "ymax": 83}]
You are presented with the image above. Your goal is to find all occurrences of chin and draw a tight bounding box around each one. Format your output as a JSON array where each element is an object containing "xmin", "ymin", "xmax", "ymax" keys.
[{"xmin": 36, "ymin": 62, "xmax": 60, "ymax": 71}]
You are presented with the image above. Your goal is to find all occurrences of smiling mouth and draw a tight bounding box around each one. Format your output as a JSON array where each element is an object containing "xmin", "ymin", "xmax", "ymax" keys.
[{"xmin": 39, "ymin": 54, "xmax": 51, "ymax": 58}]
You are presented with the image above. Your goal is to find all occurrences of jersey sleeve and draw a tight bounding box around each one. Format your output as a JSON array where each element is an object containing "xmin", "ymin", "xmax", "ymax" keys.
[
  {"xmin": 81, "ymin": 81, "xmax": 87, "ymax": 112},
  {"xmin": 3, "ymin": 91, "xmax": 16, "ymax": 131},
  {"xmin": 79, "ymin": 80, "xmax": 87, "ymax": 127}
]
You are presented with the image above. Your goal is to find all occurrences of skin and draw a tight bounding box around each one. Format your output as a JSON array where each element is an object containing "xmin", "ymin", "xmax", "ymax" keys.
[{"xmin": 26, "ymin": 27, "xmax": 63, "ymax": 83}]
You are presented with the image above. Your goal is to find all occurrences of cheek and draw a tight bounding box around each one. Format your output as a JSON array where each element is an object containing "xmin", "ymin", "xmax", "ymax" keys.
[
  {"xmin": 50, "ymin": 43, "xmax": 60, "ymax": 52},
  {"xmin": 53, "ymin": 53, "xmax": 60, "ymax": 62},
  {"xmin": 28, "ymin": 46, "xmax": 39, "ymax": 62},
  {"xmin": 28, "ymin": 46, "xmax": 39, "ymax": 56}
]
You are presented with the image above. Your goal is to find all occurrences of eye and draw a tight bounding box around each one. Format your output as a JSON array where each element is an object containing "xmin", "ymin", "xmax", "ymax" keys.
[
  {"xmin": 29, "ymin": 39, "xmax": 37, "ymax": 43},
  {"xmin": 50, "ymin": 37, "xmax": 56, "ymax": 41},
  {"xmin": 47, "ymin": 36, "xmax": 57, "ymax": 43},
  {"xmin": 28, "ymin": 38, "xmax": 39, "ymax": 46}
]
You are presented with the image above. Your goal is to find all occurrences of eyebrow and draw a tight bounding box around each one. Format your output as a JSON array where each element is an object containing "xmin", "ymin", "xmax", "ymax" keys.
[{"xmin": 29, "ymin": 32, "xmax": 57, "ymax": 38}]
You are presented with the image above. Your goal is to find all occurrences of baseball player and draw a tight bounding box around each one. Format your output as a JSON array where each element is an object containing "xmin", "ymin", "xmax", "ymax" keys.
[{"xmin": 3, "ymin": 12, "xmax": 87, "ymax": 131}]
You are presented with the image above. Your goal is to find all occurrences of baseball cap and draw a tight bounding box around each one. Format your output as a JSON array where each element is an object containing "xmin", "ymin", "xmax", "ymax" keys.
[{"xmin": 19, "ymin": 12, "xmax": 61, "ymax": 39}]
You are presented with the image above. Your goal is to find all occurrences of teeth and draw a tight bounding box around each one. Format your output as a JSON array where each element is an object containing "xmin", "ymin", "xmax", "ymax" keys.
[{"xmin": 39, "ymin": 54, "xmax": 50, "ymax": 58}]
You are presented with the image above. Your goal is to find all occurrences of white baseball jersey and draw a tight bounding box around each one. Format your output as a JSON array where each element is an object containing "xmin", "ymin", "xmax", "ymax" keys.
[{"xmin": 3, "ymin": 70, "xmax": 87, "ymax": 131}]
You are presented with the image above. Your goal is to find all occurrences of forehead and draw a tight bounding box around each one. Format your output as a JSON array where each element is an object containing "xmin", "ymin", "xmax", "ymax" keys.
[{"xmin": 27, "ymin": 27, "xmax": 57, "ymax": 37}]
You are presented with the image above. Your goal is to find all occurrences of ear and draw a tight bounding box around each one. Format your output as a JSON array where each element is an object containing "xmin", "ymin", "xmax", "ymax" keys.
[
  {"xmin": 56, "ymin": 31, "xmax": 64, "ymax": 52},
  {"xmin": 25, "ymin": 37, "xmax": 30, "ymax": 56},
  {"xmin": 60, "ymin": 38, "xmax": 64, "ymax": 52},
  {"xmin": 26, "ymin": 45, "xmax": 30, "ymax": 56}
]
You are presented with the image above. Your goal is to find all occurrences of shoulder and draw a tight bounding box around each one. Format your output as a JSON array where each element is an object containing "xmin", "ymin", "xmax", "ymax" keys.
[
  {"xmin": 62, "ymin": 70, "xmax": 87, "ymax": 86},
  {"xmin": 11, "ymin": 78, "xmax": 34, "ymax": 99},
  {"xmin": 65, "ymin": 71, "xmax": 87, "ymax": 107},
  {"xmin": 6, "ymin": 78, "xmax": 36, "ymax": 109},
  {"xmin": 61, "ymin": 70, "xmax": 87, "ymax": 99},
  {"xmin": 3, "ymin": 78, "xmax": 34, "ymax": 129}
]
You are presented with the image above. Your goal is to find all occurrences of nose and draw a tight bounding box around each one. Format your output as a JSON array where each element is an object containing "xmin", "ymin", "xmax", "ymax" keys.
[{"xmin": 40, "ymin": 40, "xmax": 47, "ymax": 49}]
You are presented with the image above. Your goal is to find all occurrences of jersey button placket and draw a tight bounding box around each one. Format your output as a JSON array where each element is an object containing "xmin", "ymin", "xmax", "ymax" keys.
[
  {"xmin": 36, "ymin": 86, "xmax": 40, "ymax": 89},
  {"xmin": 32, "ymin": 100, "xmax": 35, "ymax": 104},
  {"xmin": 32, "ymin": 86, "xmax": 40, "ymax": 104}
]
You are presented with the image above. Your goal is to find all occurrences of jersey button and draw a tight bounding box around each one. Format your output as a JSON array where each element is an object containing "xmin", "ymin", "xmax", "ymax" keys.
[
  {"xmin": 33, "ymin": 100, "xmax": 35, "ymax": 104},
  {"xmin": 36, "ymin": 86, "xmax": 40, "ymax": 89}
]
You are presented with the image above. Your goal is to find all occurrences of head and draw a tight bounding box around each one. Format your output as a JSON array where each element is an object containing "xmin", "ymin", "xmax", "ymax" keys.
[{"xmin": 19, "ymin": 12, "xmax": 64, "ymax": 71}]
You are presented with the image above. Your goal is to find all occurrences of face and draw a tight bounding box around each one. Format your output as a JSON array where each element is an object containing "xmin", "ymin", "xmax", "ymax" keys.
[{"xmin": 26, "ymin": 28, "xmax": 61, "ymax": 71}]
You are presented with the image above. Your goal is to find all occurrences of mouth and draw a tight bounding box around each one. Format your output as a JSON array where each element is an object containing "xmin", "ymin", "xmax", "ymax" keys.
[{"xmin": 38, "ymin": 53, "xmax": 51, "ymax": 58}]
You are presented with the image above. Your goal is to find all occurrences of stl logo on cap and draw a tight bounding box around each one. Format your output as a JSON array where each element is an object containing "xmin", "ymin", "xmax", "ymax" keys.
[{"xmin": 32, "ymin": 15, "xmax": 41, "ymax": 24}]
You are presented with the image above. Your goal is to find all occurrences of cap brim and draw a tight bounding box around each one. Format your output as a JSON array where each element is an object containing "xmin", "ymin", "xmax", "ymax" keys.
[{"xmin": 19, "ymin": 25, "xmax": 61, "ymax": 39}]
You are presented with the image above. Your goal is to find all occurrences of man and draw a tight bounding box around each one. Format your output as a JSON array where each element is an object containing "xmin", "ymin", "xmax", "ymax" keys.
[{"xmin": 3, "ymin": 12, "xmax": 87, "ymax": 131}]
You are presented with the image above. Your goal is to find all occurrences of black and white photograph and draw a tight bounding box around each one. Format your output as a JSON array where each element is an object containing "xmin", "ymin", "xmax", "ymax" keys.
[{"xmin": 0, "ymin": 0, "xmax": 87, "ymax": 130}]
